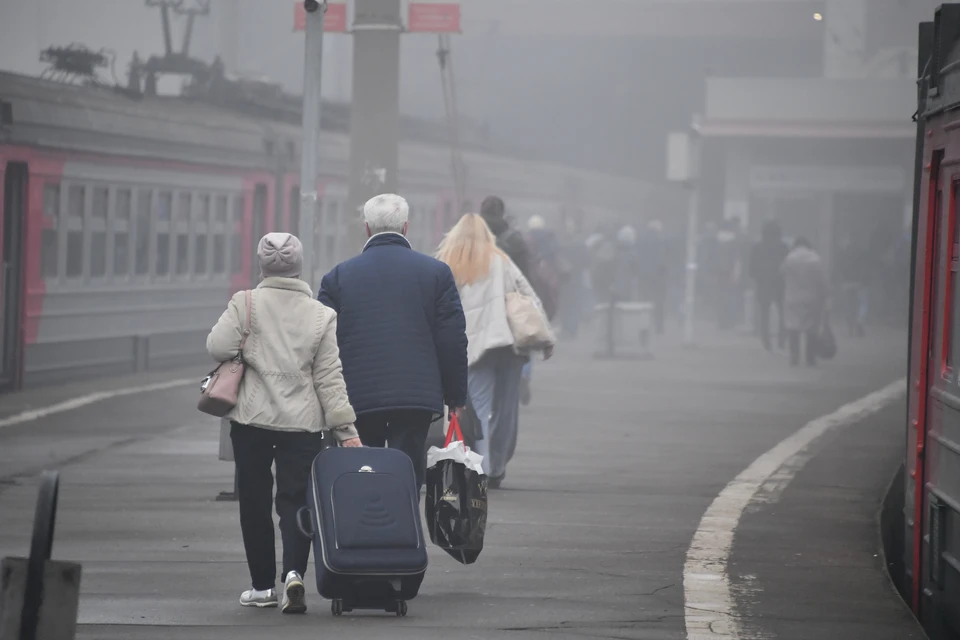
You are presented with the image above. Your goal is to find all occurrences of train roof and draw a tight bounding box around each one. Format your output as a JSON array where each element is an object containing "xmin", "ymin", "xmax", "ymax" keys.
[{"xmin": 0, "ymin": 70, "xmax": 674, "ymax": 214}]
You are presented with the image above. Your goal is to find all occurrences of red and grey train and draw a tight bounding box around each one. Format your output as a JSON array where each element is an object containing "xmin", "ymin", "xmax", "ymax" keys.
[
  {"xmin": 906, "ymin": 4, "xmax": 960, "ymax": 637},
  {"xmin": 0, "ymin": 70, "xmax": 654, "ymax": 391}
]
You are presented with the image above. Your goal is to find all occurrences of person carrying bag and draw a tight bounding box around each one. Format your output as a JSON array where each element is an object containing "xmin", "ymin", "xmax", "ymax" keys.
[
  {"xmin": 203, "ymin": 233, "xmax": 361, "ymax": 615},
  {"xmin": 425, "ymin": 414, "xmax": 488, "ymax": 565},
  {"xmin": 436, "ymin": 213, "xmax": 556, "ymax": 489}
]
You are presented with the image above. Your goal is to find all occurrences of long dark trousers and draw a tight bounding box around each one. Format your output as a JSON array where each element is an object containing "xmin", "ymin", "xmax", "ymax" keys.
[
  {"xmin": 231, "ymin": 422, "xmax": 324, "ymax": 591},
  {"xmin": 788, "ymin": 329, "xmax": 818, "ymax": 367},
  {"xmin": 758, "ymin": 292, "xmax": 785, "ymax": 350},
  {"xmin": 356, "ymin": 409, "xmax": 434, "ymax": 492}
]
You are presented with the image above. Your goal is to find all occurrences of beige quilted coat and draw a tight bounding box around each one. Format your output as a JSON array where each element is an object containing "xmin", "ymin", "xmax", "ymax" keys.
[{"xmin": 206, "ymin": 277, "xmax": 358, "ymax": 441}]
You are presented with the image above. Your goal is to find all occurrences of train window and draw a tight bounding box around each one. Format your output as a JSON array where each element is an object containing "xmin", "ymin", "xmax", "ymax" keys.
[
  {"xmin": 41, "ymin": 184, "xmax": 59, "ymax": 278},
  {"xmin": 156, "ymin": 191, "xmax": 172, "ymax": 277},
  {"xmin": 90, "ymin": 187, "xmax": 108, "ymax": 278},
  {"xmin": 114, "ymin": 189, "xmax": 131, "ymax": 277},
  {"xmin": 213, "ymin": 195, "xmax": 227, "ymax": 274},
  {"xmin": 66, "ymin": 185, "xmax": 84, "ymax": 278},
  {"xmin": 195, "ymin": 194, "xmax": 210, "ymax": 277},
  {"xmin": 231, "ymin": 195, "xmax": 244, "ymax": 275},
  {"xmin": 175, "ymin": 193, "xmax": 191, "ymax": 276},
  {"xmin": 135, "ymin": 190, "xmax": 152, "ymax": 276},
  {"xmin": 289, "ymin": 186, "xmax": 300, "ymax": 238}
]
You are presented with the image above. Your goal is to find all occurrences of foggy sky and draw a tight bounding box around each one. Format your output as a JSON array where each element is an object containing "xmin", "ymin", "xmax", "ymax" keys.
[{"xmin": 0, "ymin": 0, "xmax": 936, "ymax": 179}]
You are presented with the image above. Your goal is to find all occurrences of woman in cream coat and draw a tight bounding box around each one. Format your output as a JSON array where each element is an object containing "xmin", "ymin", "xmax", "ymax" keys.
[
  {"xmin": 207, "ymin": 232, "xmax": 360, "ymax": 614},
  {"xmin": 436, "ymin": 214, "xmax": 555, "ymax": 488}
]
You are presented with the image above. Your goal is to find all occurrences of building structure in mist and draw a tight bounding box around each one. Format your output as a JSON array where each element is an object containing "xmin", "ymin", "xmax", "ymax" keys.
[{"xmin": 696, "ymin": 0, "xmax": 934, "ymax": 278}]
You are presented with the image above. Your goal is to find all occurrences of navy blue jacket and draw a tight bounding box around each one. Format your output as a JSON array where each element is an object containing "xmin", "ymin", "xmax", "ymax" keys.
[{"xmin": 318, "ymin": 233, "xmax": 468, "ymax": 417}]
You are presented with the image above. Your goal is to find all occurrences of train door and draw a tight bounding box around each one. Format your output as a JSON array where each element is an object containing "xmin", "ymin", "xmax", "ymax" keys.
[
  {"xmin": 0, "ymin": 162, "xmax": 27, "ymax": 391},
  {"xmin": 914, "ymin": 149, "xmax": 946, "ymax": 612}
]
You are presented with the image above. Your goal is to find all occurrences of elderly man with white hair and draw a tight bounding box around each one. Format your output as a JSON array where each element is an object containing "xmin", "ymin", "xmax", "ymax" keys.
[{"xmin": 318, "ymin": 194, "xmax": 468, "ymax": 491}]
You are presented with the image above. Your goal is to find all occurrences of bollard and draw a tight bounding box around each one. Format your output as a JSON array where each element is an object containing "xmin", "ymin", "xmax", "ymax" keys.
[{"xmin": 0, "ymin": 471, "xmax": 81, "ymax": 640}]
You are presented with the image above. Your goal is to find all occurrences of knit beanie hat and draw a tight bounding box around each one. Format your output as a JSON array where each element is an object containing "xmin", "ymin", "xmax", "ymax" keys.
[{"xmin": 257, "ymin": 232, "xmax": 303, "ymax": 279}]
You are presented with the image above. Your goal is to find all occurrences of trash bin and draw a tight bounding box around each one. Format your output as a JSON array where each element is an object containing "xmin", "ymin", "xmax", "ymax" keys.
[{"xmin": 593, "ymin": 301, "xmax": 654, "ymax": 359}]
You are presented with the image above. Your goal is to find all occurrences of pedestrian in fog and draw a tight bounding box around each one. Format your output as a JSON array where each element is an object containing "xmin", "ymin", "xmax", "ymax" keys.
[
  {"xmin": 520, "ymin": 215, "xmax": 563, "ymax": 404},
  {"xmin": 557, "ymin": 213, "xmax": 588, "ymax": 340},
  {"xmin": 751, "ymin": 220, "xmax": 789, "ymax": 350},
  {"xmin": 206, "ymin": 232, "xmax": 360, "ymax": 614},
  {"xmin": 638, "ymin": 219, "xmax": 668, "ymax": 335},
  {"xmin": 836, "ymin": 235, "xmax": 870, "ymax": 337},
  {"xmin": 481, "ymin": 195, "xmax": 533, "ymax": 276},
  {"xmin": 782, "ymin": 236, "xmax": 829, "ymax": 367},
  {"xmin": 437, "ymin": 214, "xmax": 556, "ymax": 489},
  {"xmin": 318, "ymin": 194, "xmax": 468, "ymax": 491},
  {"xmin": 714, "ymin": 219, "xmax": 742, "ymax": 330}
]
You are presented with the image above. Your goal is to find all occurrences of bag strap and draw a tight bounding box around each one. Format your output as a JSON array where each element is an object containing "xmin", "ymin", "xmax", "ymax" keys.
[
  {"xmin": 237, "ymin": 290, "xmax": 252, "ymax": 359},
  {"xmin": 444, "ymin": 414, "xmax": 464, "ymax": 447}
]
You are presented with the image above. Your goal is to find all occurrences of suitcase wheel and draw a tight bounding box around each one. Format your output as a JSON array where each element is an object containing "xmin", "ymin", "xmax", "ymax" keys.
[
  {"xmin": 396, "ymin": 600, "xmax": 407, "ymax": 617},
  {"xmin": 331, "ymin": 599, "xmax": 344, "ymax": 616}
]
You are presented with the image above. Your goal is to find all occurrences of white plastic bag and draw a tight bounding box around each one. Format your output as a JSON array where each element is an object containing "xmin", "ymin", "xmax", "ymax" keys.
[{"xmin": 426, "ymin": 440, "xmax": 485, "ymax": 476}]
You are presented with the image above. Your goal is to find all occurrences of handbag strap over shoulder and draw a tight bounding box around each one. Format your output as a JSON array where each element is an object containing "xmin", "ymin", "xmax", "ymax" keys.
[{"xmin": 237, "ymin": 290, "xmax": 252, "ymax": 360}]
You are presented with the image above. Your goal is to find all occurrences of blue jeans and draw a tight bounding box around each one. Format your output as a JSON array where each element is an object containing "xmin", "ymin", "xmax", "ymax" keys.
[{"xmin": 468, "ymin": 348, "xmax": 526, "ymax": 478}]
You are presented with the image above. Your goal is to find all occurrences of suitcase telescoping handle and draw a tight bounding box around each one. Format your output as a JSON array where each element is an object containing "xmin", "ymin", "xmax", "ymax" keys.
[
  {"xmin": 444, "ymin": 414, "xmax": 464, "ymax": 447},
  {"xmin": 296, "ymin": 507, "xmax": 314, "ymax": 540}
]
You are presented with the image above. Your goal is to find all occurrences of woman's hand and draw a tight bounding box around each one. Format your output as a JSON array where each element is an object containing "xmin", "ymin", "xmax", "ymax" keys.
[{"xmin": 341, "ymin": 437, "xmax": 362, "ymax": 448}]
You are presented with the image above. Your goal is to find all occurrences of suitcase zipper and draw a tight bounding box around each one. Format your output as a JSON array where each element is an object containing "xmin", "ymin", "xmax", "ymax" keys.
[{"xmin": 311, "ymin": 462, "xmax": 428, "ymax": 577}]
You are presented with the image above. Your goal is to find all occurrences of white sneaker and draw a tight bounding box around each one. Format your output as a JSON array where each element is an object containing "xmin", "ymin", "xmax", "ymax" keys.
[
  {"xmin": 240, "ymin": 587, "xmax": 278, "ymax": 608},
  {"xmin": 282, "ymin": 571, "xmax": 307, "ymax": 614}
]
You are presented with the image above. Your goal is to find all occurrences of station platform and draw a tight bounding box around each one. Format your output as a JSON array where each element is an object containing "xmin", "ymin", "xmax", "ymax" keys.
[{"xmin": 0, "ymin": 324, "xmax": 926, "ymax": 639}]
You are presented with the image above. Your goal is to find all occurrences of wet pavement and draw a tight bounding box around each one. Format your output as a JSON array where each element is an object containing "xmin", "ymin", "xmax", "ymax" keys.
[{"xmin": 0, "ymin": 324, "xmax": 925, "ymax": 639}]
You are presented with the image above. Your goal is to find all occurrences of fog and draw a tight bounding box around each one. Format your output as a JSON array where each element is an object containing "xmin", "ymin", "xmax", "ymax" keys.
[{"xmin": 0, "ymin": 0, "xmax": 935, "ymax": 179}]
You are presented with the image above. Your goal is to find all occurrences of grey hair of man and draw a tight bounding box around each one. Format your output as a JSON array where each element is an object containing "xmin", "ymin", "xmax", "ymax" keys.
[{"xmin": 363, "ymin": 194, "xmax": 410, "ymax": 237}]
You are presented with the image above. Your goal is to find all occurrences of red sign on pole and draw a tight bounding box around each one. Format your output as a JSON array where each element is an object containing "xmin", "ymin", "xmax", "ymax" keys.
[
  {"xmin": 294, "ymin": 2, "xmax": 348, "ymax": 32},
  {"xmin": 407, "ymin": 1, "xmax": 461, "ymax": 33}
]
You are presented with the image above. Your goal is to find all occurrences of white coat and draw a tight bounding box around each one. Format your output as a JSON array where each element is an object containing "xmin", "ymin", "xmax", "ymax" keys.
[
  {"xmin": 782, "ymin": 246, "xmax": 828, "ymax": 333},
  {"xmin": 206, "ymin": 277, "xmax": 358, "ymax": 440},
  {"xmin": 458, "ymin": 255, "xmax": 554, "ymax": 367}
]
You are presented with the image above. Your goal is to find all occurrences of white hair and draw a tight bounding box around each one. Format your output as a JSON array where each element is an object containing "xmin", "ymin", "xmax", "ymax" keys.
[
  {"xmin": 363, "ymin": 194, "xmax": 409, "ymax": 235},
  {"xmin": 617, "ymin": 225, "xmax": 636, "ymax": 245}
]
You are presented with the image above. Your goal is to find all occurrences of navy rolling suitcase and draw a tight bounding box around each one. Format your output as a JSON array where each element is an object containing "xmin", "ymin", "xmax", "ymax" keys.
[{"xmin": 297, "ymin": 446, "xmax": 427, "ymax": 617}]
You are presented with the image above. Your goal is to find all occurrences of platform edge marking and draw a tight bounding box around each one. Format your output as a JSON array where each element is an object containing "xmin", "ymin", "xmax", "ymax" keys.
[
  {"xmin": 0, "ymin": 379, "xmax": 195, "ymax": 429},
  {"xmin": 682, "ymin": 378, "xmax": 907, "ymax": 639}
]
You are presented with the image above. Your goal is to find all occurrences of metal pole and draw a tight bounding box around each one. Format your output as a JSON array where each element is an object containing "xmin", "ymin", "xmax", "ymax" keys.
[
  {"xmin": 299, "ymin": 1, "xmax": 327, "ymax": 292},
  {"xmin": 347, "ymin": 0, "xmax": 403, "ymax": 251},
  {"xmin": 683, "ymin": 133, "xmax": 701, "ymax": 345}
]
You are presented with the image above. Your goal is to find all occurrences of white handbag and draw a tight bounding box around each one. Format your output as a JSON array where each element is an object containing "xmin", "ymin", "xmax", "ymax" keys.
[{"xmin": 505, "ymin": 291, "xmax": 553, "ymax": 350}]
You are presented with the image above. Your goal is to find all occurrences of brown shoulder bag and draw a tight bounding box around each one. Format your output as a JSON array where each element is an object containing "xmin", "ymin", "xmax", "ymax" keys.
[{"xmin": 198, "ymin": 291, "xmax": 252, "ymax": 417}]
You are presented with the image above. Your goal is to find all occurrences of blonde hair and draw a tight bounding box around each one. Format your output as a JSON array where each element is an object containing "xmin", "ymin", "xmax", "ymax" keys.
[{"xmin": 435, "ymin": 213, "xmax": 507, "ymax": 287}]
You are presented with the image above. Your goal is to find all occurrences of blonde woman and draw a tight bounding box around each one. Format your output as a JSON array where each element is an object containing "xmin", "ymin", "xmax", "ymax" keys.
[
  {"xmin": 207, "ymin": 232, "xmax": 360, "ymax": 614},
  {"xmin": 436, "ymin": 214, "xmax": 555, "ymax": 489}
]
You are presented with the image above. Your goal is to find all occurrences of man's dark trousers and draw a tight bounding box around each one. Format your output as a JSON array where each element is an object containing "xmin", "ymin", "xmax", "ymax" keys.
[{"xmin": 355, "ymin": 409, "xmax": 435, "ymax": 492}]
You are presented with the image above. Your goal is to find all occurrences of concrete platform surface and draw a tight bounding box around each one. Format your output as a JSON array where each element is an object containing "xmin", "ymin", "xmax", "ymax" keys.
[{"xmin": 0, "ymin": 326, "xmax": 925, "ymax": 639}]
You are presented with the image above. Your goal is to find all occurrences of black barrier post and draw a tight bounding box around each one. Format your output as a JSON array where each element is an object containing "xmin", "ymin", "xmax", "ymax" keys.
[
  {"xmin": 19, "ymin": 471, "xmax": 59, "ymax": 640},
  {"xmin": 215, "ymin": 465, "xmax": 238, "ymax": 502}
]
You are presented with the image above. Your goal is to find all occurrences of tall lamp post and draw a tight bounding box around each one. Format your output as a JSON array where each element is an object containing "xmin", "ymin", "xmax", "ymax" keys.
[
  {"xmin": 299, "ymin": 0, "xmax": 328, "ymax": 291},
  {"xmin": 667, "ymin": 122, "xmax": 702, "ymax": 345}
]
